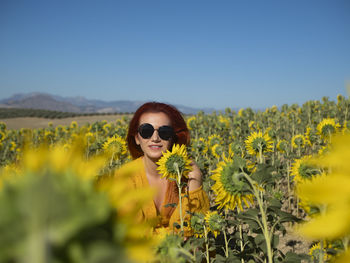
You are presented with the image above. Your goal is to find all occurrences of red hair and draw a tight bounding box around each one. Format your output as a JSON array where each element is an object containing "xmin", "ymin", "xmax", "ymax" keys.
[{"xmin": 127, "ymin": 102, "xmax": 190, "ymax": 159}]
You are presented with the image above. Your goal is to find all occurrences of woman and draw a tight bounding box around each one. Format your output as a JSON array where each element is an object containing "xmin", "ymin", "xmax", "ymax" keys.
[{"xmin": 117, "ymin": 102, "xmax": 209, "ymax": 235}]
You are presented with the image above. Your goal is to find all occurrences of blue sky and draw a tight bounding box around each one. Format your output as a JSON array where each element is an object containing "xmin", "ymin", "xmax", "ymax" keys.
[{"xmin": 1, "ymin": 0, "xmax": 349, "ymax": 110}]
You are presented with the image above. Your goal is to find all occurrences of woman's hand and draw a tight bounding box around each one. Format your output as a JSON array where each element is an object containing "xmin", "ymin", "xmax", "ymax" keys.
[{"xmin": 187, "ymin": 160, "xmax": 202, "ymax": 191}]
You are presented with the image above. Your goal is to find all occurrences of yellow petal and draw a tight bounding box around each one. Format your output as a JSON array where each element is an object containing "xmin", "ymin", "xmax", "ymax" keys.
[
  {"xmin": 296, "ymin": 206, "xmax": 350, "ymax": 239},
  {"xmin": 297, "ymin": 174, "xmax": 350, "ymax": 205}
]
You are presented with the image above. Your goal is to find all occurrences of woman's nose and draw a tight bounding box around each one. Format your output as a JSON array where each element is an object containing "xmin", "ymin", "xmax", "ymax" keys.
[{"xmin": 151, "ymin": 129, "xmax": 161, "ymax": 141}]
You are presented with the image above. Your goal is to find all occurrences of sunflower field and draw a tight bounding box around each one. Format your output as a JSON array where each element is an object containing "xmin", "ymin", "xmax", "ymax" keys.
[{"xmin": 1, "ymin": 95, "xmax": 350, "ymax": 263}]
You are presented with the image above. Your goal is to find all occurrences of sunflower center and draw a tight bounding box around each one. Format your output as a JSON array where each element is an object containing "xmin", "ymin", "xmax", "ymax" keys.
[
  {"xmin": 252, "ymin": 137, "xmax": 267, "ymax": 152},
  {"xmin": 165, "ymin": 154, "xmax": 186, "ymax": 174},
  {"xmin": 294, "ymin": 137, "xmax": 304, "ymax": 147},
  {"xmin": 213, "ymin": 145, "xmax": 223, "ymax": 156},
  {"xmin": 111, "ymin": 142, "xmax": 122, "ymax": 151},
  {"xmin": 298, "ymin": 163, "xmax": 318, "ymax": 180},
  {"xmin": 321, "ymin": 124, "xmax": 336, "ymax": 136},
  {"xmin": 208, "ymin": 214, "xmax": 224, "ymax": 231},
  {"xmin": 278, "ymin": 141, "xmax": 288, "ymax": 152},
  {"xmin": 209, "ymin": 137, "xmax": 221, "ymax": 146},
  {"xmin": 220, "ymin": 163, "xmax": 250, "ymax": 195}
]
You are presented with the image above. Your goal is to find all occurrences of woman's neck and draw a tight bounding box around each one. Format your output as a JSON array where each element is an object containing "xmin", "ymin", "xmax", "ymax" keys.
[{"xmin": 142, "ymin": 156, "xmax": 161, "ymax": 178}]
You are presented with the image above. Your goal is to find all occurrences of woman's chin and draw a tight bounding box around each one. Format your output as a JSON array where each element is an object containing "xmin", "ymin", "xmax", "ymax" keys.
[{"xmin": 144, "ymin": 152, "xmax": 163, "ymax": 162}]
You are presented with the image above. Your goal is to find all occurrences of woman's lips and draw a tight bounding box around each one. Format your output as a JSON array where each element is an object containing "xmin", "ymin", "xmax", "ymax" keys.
[{"xmin": 149, "ymin": 145, "xmax": 162, "ymax": 149}]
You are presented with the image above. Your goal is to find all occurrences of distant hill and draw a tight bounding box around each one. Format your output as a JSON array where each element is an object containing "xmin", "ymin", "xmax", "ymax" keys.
[{"xmin": 0, "ymin": 92, "xmax": 217, "ymax": 114}]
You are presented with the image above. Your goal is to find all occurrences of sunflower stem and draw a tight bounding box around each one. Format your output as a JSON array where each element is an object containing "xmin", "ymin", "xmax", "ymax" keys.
[
  {"xmin": 287, "ymin": 160, "xmax": 291, "ymax": 212},
  {"xmin": 319, "ymin": 240, "xmax": 325, "ymax": 263},
  {"xmin": 204, "ymin": 225, "xmax": 210, "ymax": 263},
  {"xmin": 239, "ymin": 224, "xmax": 245, "ymax": 263},
  {"xmin": 174, "ymin": 163, "xmax": 184, "ymax": 233},
  {"xmin": 258, "ymin": 145, "xmax": 263, "ymax": 164},
  {"xmin": 242, "ymin": 172, "xmax": 273, "ymax": 263},
  {"xmin": 223, "ymin": 228, "xmax": 229, "ymax": 258},
  {"xmin": 109, "ymin": 152, "xmax": 115, "ymax": 167}
]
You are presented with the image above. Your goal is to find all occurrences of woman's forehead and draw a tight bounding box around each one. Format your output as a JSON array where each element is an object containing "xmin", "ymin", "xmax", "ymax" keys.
[{"xmin": 139, "ymin": 112, "xmax": 171, "ymax": 126}]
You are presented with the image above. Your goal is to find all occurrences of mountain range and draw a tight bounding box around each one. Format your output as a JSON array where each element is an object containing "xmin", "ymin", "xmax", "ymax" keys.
[{"xmin": 0, "ymin": 92, "xmax": 217, "ymax": 114}]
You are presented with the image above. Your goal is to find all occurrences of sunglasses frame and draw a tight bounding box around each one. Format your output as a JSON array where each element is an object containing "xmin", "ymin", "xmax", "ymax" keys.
[{"xmin": 138, "ymin": 123, "xmax": 175, "ymax": 141}]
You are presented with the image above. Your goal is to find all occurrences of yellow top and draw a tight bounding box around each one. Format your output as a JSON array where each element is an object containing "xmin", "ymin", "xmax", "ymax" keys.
[{"xmin": 114, "ymin": 157, "xmax": 210, "ymax": 235}]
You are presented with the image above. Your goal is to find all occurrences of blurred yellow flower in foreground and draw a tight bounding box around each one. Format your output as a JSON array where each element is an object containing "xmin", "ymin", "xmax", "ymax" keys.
[
  {"xmin": 296, "ymin": 173, "xmax": 350, "ymax": 240},
  {"xmin": 22, "ymin": 141, "xmax": 105, "ymax": 180},
  {"xmin": 99, "ymin": 159, "xmax": 159, "ymax": 262},
  {"xmin": 296, "ymin": 134, "xmax": 350, "ymax": 256},
  {"xmin": 1, "ymin": 136, "xmax": 159, "ymax": 263}
]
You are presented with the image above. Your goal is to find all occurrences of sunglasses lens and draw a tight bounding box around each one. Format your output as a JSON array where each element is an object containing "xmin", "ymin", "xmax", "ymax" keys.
[
  {"xmin": 138, "ymin": 123, "xmax": 174, "ymax": 140},
  {"xmin": 138, "ymin": 123, "xmax": 154, "ymax": 139},
  {"xmin": 158, "ymin": 126, "xmax": 174, "ymax": 140}
]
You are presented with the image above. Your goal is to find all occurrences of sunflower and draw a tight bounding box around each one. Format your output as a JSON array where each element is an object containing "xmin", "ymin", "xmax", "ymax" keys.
[
  {"xmin": 190, "ymin": 212, "xmax": 205, "ymax": 238},
  {"xmin": 0, "ymin": 121, "xmax": 6, "ymax": 131},
  {"xmin": 276, "ymin": 139, "xmax": 289, "ymax": 154},
  {"xmin": 337, "ymin": 94, "xmax": 345, "ymax": 104},
  {"xmin": 204, "ymin": 211, "xmax": 225, "ymax": 238},
  {"xmin": 102, "ymin": 135, "xmax": 127, "ymax": 160},
  {"xmin": 84, "ymin": 131, "xmax": 95, "ymax": 143},
  {"xmin": 208, "ymin": 134, "xmax": 222, "ymax": 147},
  {"xmin": 245, "ymin": 131, "xmax": 273, "ymax": 157},
  {"xmin": 191, "ymin": 137, "xmax": 206, "ymax": 153},
  {"xmin": 248, "ymin": 121, "xmax": 256, "ymax": 130},
  {"xmin": 55, "ymin": 125, "xmax": 66, "ymax": 134},
  {"xmin": 228, "ymin": 142, "xmax": 240, "ymax": 157},
  {"xmin": 70, "ymin": 121, "xmax": 78, "ymax": 129},
  {"xmin": 308, "ymin": 243, "xmax": 331, "ymax": 262},
  {"xmin": 186, "ymin": 116, "xmax": 196, "ymax": 130},
  {"xmin": 204, "ymin": 134, "xmax": 223, "ymax": 155},
  {"xmin": 291, "ymin": 134, "xmax": 306, "ymax": 149},
  {"xmin": 305, "ymin": 127, "xmax": 318, "ymax": 146},
  {"xmin": 9, "ymin": 141, "xmax": 17, "ymax": 152},
  {"xmin": 290, "ymin": 155, "xmax": 320, "ymax": 184},
  {"xmin": 266, "ymin": 127, "xmax": 276, "ymax": 140},
  {"xmin": 218, "ymin": 116, "xmax": 230, "ymax": 129},
  {"xmin": 0, "ymin": 131, "xmax": 6, "ymax": 142},
  {"xmin": 211, "ymin": 144, "xmax": 224, "ymax": 159},
  {"xmin": 317, "ymin": 145, "xmax": 330, "ymax": 156},
  {"xmin": 317, "ymin": 118, "xmax": 340, "ymax": 140},
  {"xmin": 102, "ymin": 123, "xmax": 112, "ymax": 134},
  {"xmin": 156, "ymin": 144, "xmax": 192, "ymax": 180},
  {"xmin": 211, "ymin": 158, "xmax": 254, "ymax": 211}
]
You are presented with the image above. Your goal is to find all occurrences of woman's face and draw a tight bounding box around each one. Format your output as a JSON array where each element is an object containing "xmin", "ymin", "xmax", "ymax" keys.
[{"xmin": 135, "ymin": 112, "xmax": 173, "ymax": 161}]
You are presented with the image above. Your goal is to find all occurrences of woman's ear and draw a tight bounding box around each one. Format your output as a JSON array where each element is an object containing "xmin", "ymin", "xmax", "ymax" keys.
[{"xmin": 135, "ymin": 134, "xmax": 140, "ymax": 145}]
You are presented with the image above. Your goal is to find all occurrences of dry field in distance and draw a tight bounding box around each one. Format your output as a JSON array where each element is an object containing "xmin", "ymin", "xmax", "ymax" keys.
[{"xmin": 0, "ymin": 115, "xmax": 130, "ymax": 130}]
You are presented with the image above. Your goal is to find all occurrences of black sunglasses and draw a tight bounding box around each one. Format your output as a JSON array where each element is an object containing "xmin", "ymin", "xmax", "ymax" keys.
[{"xmin": 138, "ymin": 123, "xmax": 175, "ymax": 140}]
